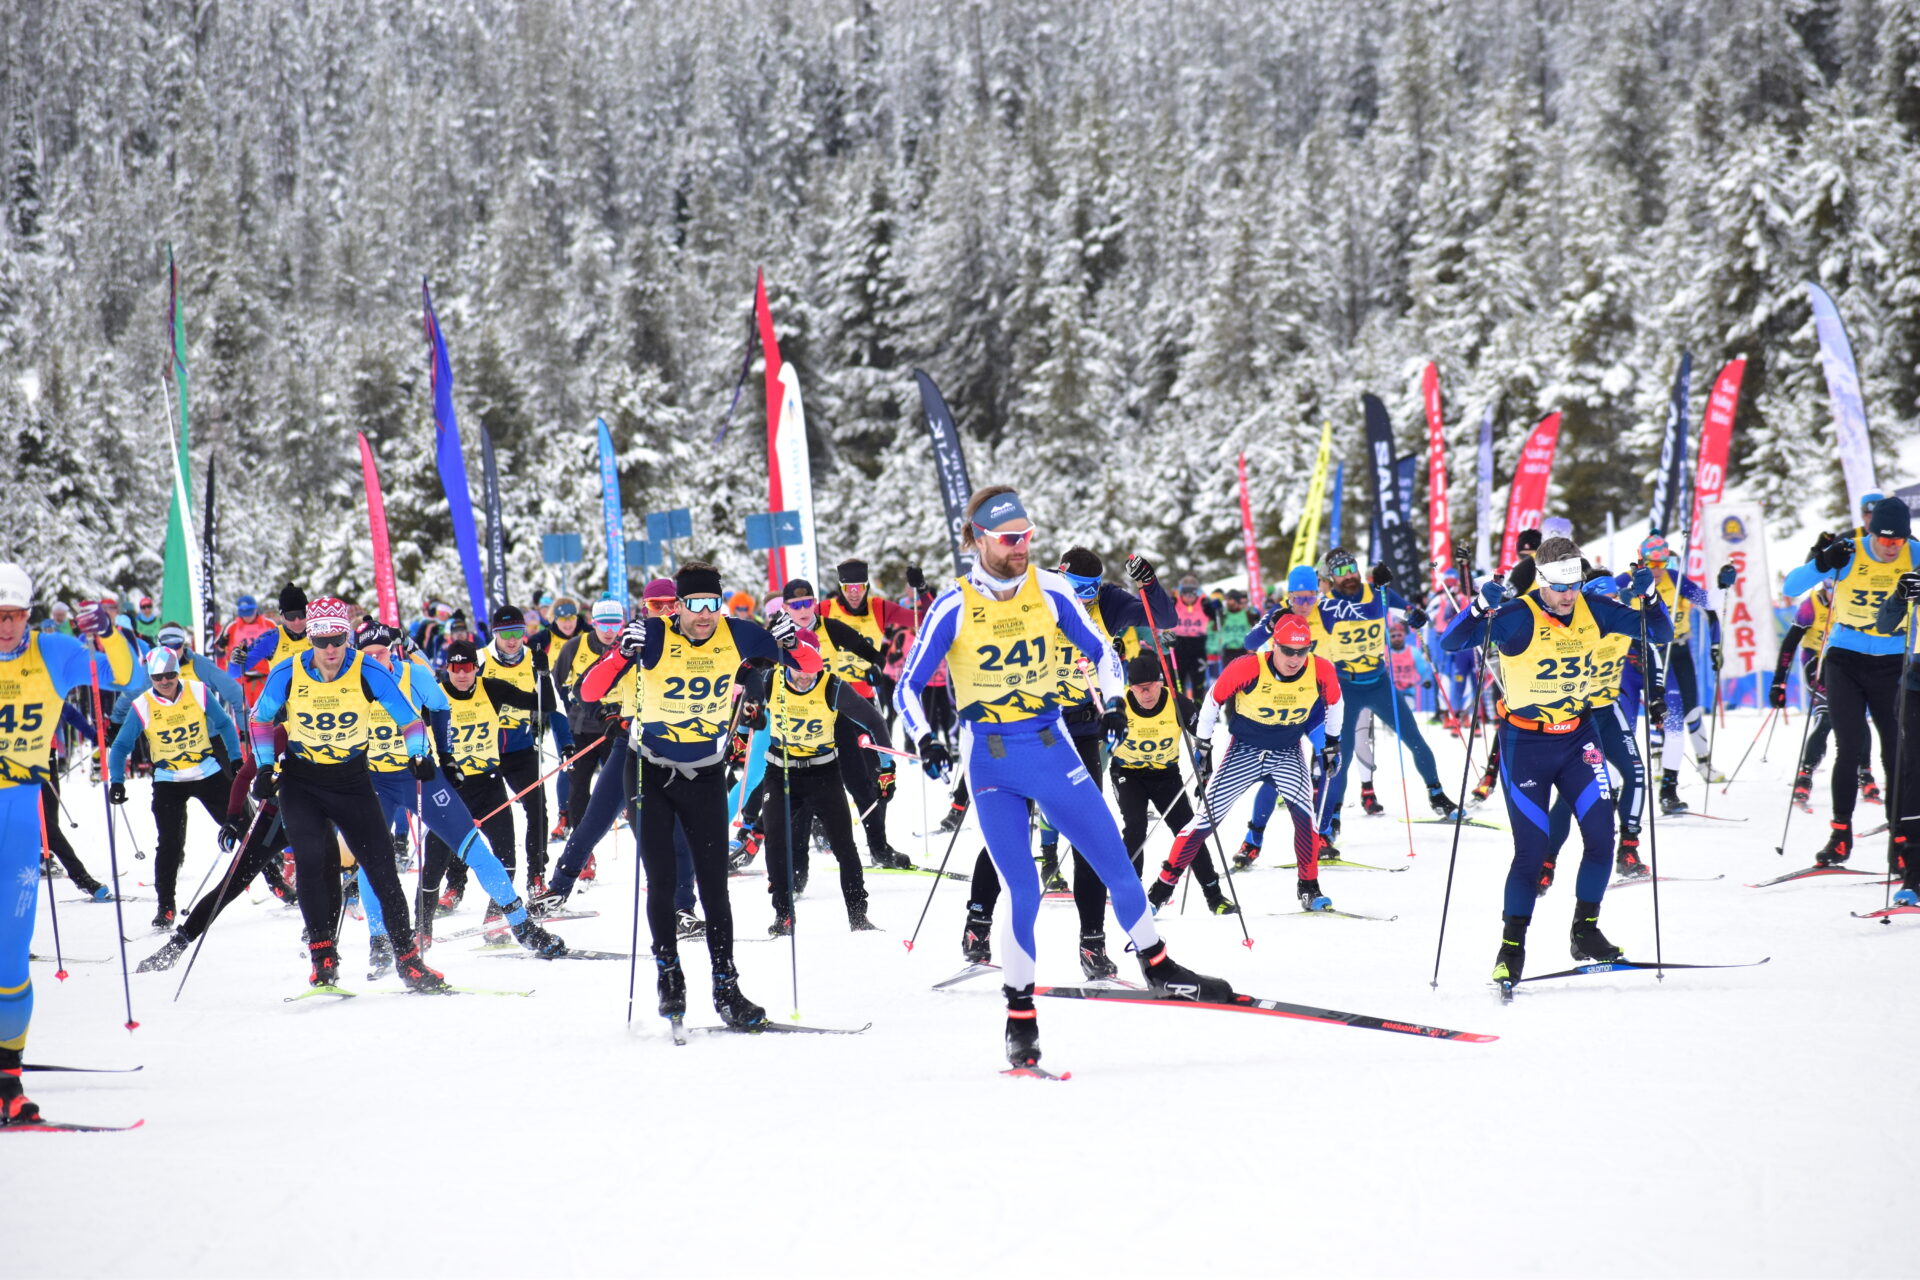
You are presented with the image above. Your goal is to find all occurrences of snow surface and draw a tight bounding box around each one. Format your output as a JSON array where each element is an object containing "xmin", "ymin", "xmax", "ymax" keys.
[{"xmin": 10, "ymin": 712, "xmax": 1917, "ymax": 1279}]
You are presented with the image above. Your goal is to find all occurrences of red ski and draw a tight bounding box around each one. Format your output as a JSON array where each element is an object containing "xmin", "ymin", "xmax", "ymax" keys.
[{"xmin": 1033, "ymin": 985, "xmax": 1496, "ymax": 1042}]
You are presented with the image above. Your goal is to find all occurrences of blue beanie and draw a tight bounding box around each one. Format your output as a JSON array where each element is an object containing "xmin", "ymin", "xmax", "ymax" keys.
[
  {"xmin": 1867, "ymin": 497, "xmax": 1911, "ymax": 541},
  {"xmin": 1287, "ymin": 566, "xmax": 1318, "ymax": 593}
]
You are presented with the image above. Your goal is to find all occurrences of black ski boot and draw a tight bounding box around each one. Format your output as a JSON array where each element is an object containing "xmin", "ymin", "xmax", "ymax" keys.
[
  {"xmin": 1428, "ymin": 786, "xmax": 1459, "ymax": 818},
  {"xmin": 1297, "ymin": 878, "xmax": 1331, "ymax": 912},
  {"xmin": 414, "ymin": 895, "xmax": 437, "ymax": 953},
  {"xmin": 961, "ymin": 906, "xmax": 993, "ymax": 963},
  {"xmin": 1859, "ymin": 767, "xmax": 1883, "ymax": 804},
  {"xmin": 137, "ymin": 932, "xmax": 189, "ymax": 973},
  {"xmin": 1814, "ymin": 821, "xmax": 1852, "ymax": 867},
  {"xmin": 1004, "ymin": 983, "xmax": 1041, "ymax": 1068},
  {"xmin": 676, "ymin": 909, "xmax": 707, "ymax": 939},
  {"xmin": 510, "ymin": 909, "xmax": 566, "ymax": 958},
  {"xmin": 307, "ymin": 938, "xmax": 341, "ymax": 989},
  {"xmin": 937, "ymin": 803, "xmax": 967, "ymax": 835},
  {"xmin": 712, "ymin": 966, "xmax": 766, "ymax": 1030},
  {"xmin": 1492, "ymin": 913, "xmax": 1530, "ymax": 985},
  {"xmin": 1231, "ymin": 839, "xmax": 1261, "ymax": 871},
  {"xmin": 1536, "ymin": 854, "xmax": 1558, "ymax": 897},
  {"xmin": 1136, "ymin": 940, "xmax": 1234, "ymax": 1001},
  {"xmin": 869, "ymin": 843, "xmax": 914, "ymax": 871},
  {"xmin": 1359, "ymin": 782, "xmax": 1384, "ymax": 816},
  {"xmin": 1078, "ymin": 931, "xmax": 1118, "ymax": 981},
  {"xmin": 150, "ymin": 905, "xmax": 175, "ymax": 933},
  {"xmin": 1792, "ymin": 767, "xmax": 1814, "ymax": 813},
  {"xmin": 1569, "ymin": 900, "xmax": 1623, "ymax": 962},
  {"xmin": 1614, "ymin": 833, "xmax": 1648, "ymax": 879},
  {"xmin": 368, "ymin": 933, "xmax": 395, "ymax": 980},
  {"xmin": 769, "ymin": 892, "xmax": 794, "ymax": 938},
  {"xmin": 1659, "ymin": 769, "xmax": 1688, "ymax": 815},
  {"xmin": 395, "ymin": 945, "xmax": 451, "ymax": 993},
  {"xmin": 1202, "ymin": 881, "xmax": 1239, "ymax": 915},
  {"xmin": 656, "ymin": 953, "xmax": 686, "ymax": 1018},
  {"xmin": 1037, "ymin": 844, "xmax": 1069, "ymax": 893},
  {"xmin": 847, "ymin": 893, "xmax": 878, "ymax": 932},
  {"xmin": 1, "ymin": 1047, "xmax": 40, "ymax": 1126}
]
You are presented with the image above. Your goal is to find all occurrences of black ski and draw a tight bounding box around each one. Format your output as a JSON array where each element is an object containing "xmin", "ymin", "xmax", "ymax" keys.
[
  {"xmin": 481, "ymin": 946, "xmax": 631, "ymax": 961},
  {"xmin": 1033, "ymin": 986, "xmax": 1497, "ymax": 1042},
  {"xmin": 29, "ymin": 953, "xmax": 107, "ymax": 965},
  {"xmin": 1747, "ymin": 866, "xmax": 1893, "ymax": 888},
  {"xmin": 1607, "ymin": 874, "xmax": 1726, "ymax": 890},
  {"xmin": 687, "ymin": 1020, "xmax": 872, "ymax": 1036},
  {"xmin": 22, "ymin": 1063, "xmax": 143, "ymax": 1074},
  {"xmin": 1515, "ymin": 957, "xmax": 1770, "ymax": 984},
  {"xmin": 932, "ymin": 962, "xmax": 1000, "ymax": 990},
  {"xmin": 1279, "ymin": 858, "xmax": 1410, "ymax": 874},
  {"xmin": 867, "ymin": 865, "xmax": 971, "ymax": 882},
  {"xmin": 439, "ymin": 909, "xmax": 598, "ymax": 942},
  {"xmin": 1275, "ymin": 908, "xmax": 1399, "ymax": 922}
]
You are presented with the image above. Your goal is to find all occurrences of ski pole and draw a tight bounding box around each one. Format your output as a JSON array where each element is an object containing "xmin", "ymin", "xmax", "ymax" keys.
[
  {"xmin": 85, "ymin": 649, "xmax": 138, "ymax": 1032},
  {"xmin": 1637, "ymin": 595, "xmax": 1665, "ymax": 981},
  {"xmin": 1702, "ymin": 572, "xmax": 1733, "ymax": 815},
  {"xmin": 1719, "ymin": 708, "xmax": 1778, "ymax": 794},
  {"xmin": 903, "ymin": 760, "xmax": 972, "ymax": 953},
  {"xmin": 856, "ymin": 734, "xmax": 921, "ymax": 762},
  {"xmin": 37, "ymin": 797, "xmax": 67, "ymax": 982},
  {"xmin": 1761, "ymin": 699, "xmax": 1780, "ymax": 762},
  {"xmin": 471, "ymin": 733, "xmax": 608, "ymax": 827},
  {"xmin": 623, "ymin": 717, "xmax": 646, "ymax": 1027},
  {"xmin": 1773, "ymin": 687, "xmax": 1818, "ymax": 857},
  {"xmin": 1378, "ymin": 596, "xmax": 1420, "ymax": 859},
  {"xmin": 1883, "ymin": 599, "xmax": 1917, "ymax": 914},
  {"xmin": 1430, "ymin": 554, "xmax": 1491, "ymax": 989},
  {"xmin": 118, "ymin": 804, "xmax": 147, "ymax": 861},
  {"xmin": 775, "ymin": 674, "xmax": 800, "ymax": 1021},
  {"xmin": 172, "ymin": 802, "xmax": 271, "ymax": 1002}
]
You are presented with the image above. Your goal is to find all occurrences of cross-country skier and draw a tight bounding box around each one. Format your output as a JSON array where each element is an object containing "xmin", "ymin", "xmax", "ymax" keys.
[
  {"xmin": 1169, "ymin": 573, "xmax": 1215, "ymax": 699},
  {"xmin": 1442, "ymin": 538, "xmax": 1670, "ymax": 985},
  {"xmin": 1632, "ymin": 532, "xmax": 1726, "ymax": 811},
  {"xmin": 895, "ymin": 487, "xmax": 1231, "ymax": 1071},
  {"xmin": 477, "ymin": 604, "xmax": 559, "ymax": 896},
  {"xmin": 1108, "ymin": 655, "xmax": 1236, "ymax": 912},
  {"xmin": 1770, "ymin": 582, "xmax": 1848, "ymax": 813},
  {"xmin": 1872, "ymin": 579, "xmax": 1920, "ymax": 904},
  {"xmin": 226, "ymin": 584, "xmax": 311, "ymax": 695}
]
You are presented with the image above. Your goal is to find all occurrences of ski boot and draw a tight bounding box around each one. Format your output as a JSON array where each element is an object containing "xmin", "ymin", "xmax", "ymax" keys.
[
  {"xmin": 768, "ymin": 895, "xmax": 794, "ymax": 938},
  {"xmin": 1078, "ymin": 931, "xmax": 1118, "ymax": 981},
  {"xmin": 1471, "ymin": 766, "xmax": 1497, "ymax": 804},
  {"xmin": 1429, "ymin": 786, "xmax": 1460, "ymax": 819},
  {"xmin": 656, "ymin": 953, "xmax": 686, "ymax": 1018},
  {"xmin": 527, "ymin": 874, "xmax": 548, "ymax": 902},
  {"xmin": 1535, "ymin": 854, "xmax": 1558, "ymax": 897},
  {"xmin": 395, "ymin": 945, "xmax": 451, "ymax": 993},
  {"xmin": 1146, "ymin": 866, "xmax": 1177, "ymax": 913},
  {"xmin": 510, "ymin": 911, "xmax": 566, "ymax": 958},
  {"xmin": 936, "ymin": 803, "xmax": 968, "ymax": 835},
  {"xmin": 150, "ymin": 905, "xmax": 175, "ymax": 933},
  {"xmin": 847, "ymin": 897, "xmax": 879, "ymax": 931},
  {"xmin": 870, "ymin": 843, "xmax": 914, "ymax": 871},
  {"xmin": 1359, "ymin": 782, "xmax": 1384, "ymax": 816},
  {"xmin": 1316, "ymin": 830, "xmax": 1341, "ymax": 863},
  {"xmin": 550, "ymin": 813, "xmax": 570, "ymax": 842},
  {"xmin": 341, "ymin": 872, "xmax": 362, "ymax": 921},
  {"xmin": 1202, "ymin": 881, "xmax": 1239, "ymax": 915},
  {"xmin": 728, "ymin": 827, "xmax": 763, "ymax": 870},
  {"xmin": 137, "ymin": 932, "xmax": 189, "ymax": 973},
  {"xmin": 308, "ymin": 938, "xmax": 341, "ymax": 989},
  {"xmin": 1894, "ymin": 836, "xmax": 1911, "ymax": 879},
  {"xmin": 481, "ymin": 901, "xmax": 510, "ymax": 945},
  {"xmin": 1814, "ymin": 821, "xmax": 1852, "ymax": 867},
  {"xmin": 961, "ymin": 907, "xmax": 993, "ymax": 963},
  {"xmin": 1694, "ymin": 755, "xmax": 1729, "ymax": 785},
  {"xmin": 1658, "ymin": 769, "xmax": 1689, "ymax": 815},
  {"xmin": 1297, "ymin": 877, "xmax": 1331, "ymax": 912},
  {"xmin": 580, "ymin": 854, "xmax": 598, "ymax": 884},
  {"xmin": 794, "ymin": 862, "xmax": 810, "ymax": 894},
  {"xmin": 1614, "ymin": 833, "xmax": 1648, "ymax": 880},
  {"xmin": 1136, "ymin": 940, "xmax": 1234, "ymax": 1002},
  {"xmin": 1569, "ymin": 900, "xmax": 1623, "ymax": 963},
  {"xmin": 1859, "ymin": 767, "xmax": 1883, "ymax": 804},
  {"xmin": 437, "ymin": 882, "xmax": 465, "ymax": 912},
  {"xmin": 415, "ymin": 894, "xmax": 438, "ymax": 952},
  {"xmin": 1792, "ymin": 767, "xmax": 1814, "ymax": 813},
  {"xmin": 0, "ymin": 1048, "xmax": 40, "ymax": 1127},
  {"xmin": 1037, "ymin": 845, "xmax": 1069, "ymax": 893},
  {"xmin": 1492, "ymin": 914, "xmax": 1530, "ymax": 986},
  {"xmin": 712, "ymin": 966, "xmax": 766, "ymax": 1030},
  {"xmin": 1004, "ymin": 983, "xmax": 1041, "ymax": 1068},
  {"xmin": 87, "ymin": 885, "xmax": 114, "ymax": 903},
  {"xmin": 528, "ymin": 886, "xmax": 569, "ymax": 918},
  {"xmin": 1231, "ymin": 839, "xmax": 1262, "ymax": 872},
  {"xmin": 676, "ymin": 909, "xmax": 707, "ymax": 940},
  {"xmin": 368, "ymin": 933, "xmax": 395, "ymax": 981}
]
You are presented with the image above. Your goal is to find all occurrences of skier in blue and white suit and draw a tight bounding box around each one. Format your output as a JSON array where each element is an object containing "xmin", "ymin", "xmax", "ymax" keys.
[{"xmin": 894, "ymin": 487, "xmax": 1232, "ymax": 1071}]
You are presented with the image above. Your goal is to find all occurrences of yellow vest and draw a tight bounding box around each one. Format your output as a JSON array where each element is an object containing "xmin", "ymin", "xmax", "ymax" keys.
[
  {"xmin": 1231, "ymin": 656, "xmax": 1324, "ymax": 728},
  {"xmin": 945, "ymin": 571, "xmax": 1061, "ymax": 724},
  {"xmin": 1587, "ymin": 631, "xmax": 1634, "ymax": 710},
  {"xmin": 271, "ymin": 628, "xmax": 311, "ymax": 668},
  {"xmin": 820, "ymin": 602, "xmax": 884, "ymax": 684},
  {"xmin": 365, "ymin": 659, "xmax": 426, "ymax": 772},
  {"xmin": 482, "ymin": 642, "xmax": 537, "ymax": 732},
  {"xmin": 0, "ymin": 634, "xmax": 65, "ymax": 786},
  {"xmin": 640, "ymin": 624, "xmax": 741, "ymax": 748},
  {"xmin": 284, "ymin": 650, "xmax": 373, "ymax": 764},
  {"xmin": 1053, "ymin": 600, "xmax": 1114, "ymax": 707},
  {"xmin": 1324, "ymin": 588, "xmax": 1385, "ymax": 671},
  {"xmin": 1643, "ymin": 571, "xmax": 1694, "ymax": 639},
  {"xmin": 1802, "ymin": 591, "xmax": 1832, "ymax": 653},
  {"xmin": 134, "ymin": 681, "xmax": 216, "ymax": 775},
  {"xmin": 1832, "ymin": 532, "xmax": 1912, "ymax": 635},
  {"xmin": 566, "ymin": 634, "xmax": 607, "ymax": 693},
  {"xmin": 445, "ymin": 680, "xmax": 503, "ymax": 772},
  {"xmin": 1501, "ymin": 596, "xmax": 1602, "ymax": 724},
  {"xmin": 769, "ymin": 671, "xmax": 837, "ymax": 762},
  {"xmin": 1112, "ymin": 688, "xmax": 1180, "ymax": 767}
]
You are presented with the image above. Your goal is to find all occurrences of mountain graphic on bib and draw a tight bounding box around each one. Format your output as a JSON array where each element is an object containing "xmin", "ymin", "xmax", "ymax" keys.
[
  {"xmin": 656, "ymin": 717, "xmax": 725, "ymax": 744},
  {"xmin": 961, "ymin": 687, "xmax": 1057, "ymax": 720}
]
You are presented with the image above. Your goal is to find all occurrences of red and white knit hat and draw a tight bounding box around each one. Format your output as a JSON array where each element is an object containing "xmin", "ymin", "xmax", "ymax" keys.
[{"xmin": 306, "ymin": 596, "xmax": 352, "ymax": 638}]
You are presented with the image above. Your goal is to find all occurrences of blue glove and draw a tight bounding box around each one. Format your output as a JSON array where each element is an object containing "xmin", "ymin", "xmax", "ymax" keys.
[
  {"xmin": 917, "ymin": 733, "xmax": 953, "ymax": 780},
  {"xmin": 1477, "ymin": 580, "xmax": 1506, "ymax": 610},
  {"xmin": 1716, "ymin": 563, "xmax": 1738, "ymax": 590},
  {"xmin": 1630, "ymin": 566, "xmax": 1656, "ymax": 598}
]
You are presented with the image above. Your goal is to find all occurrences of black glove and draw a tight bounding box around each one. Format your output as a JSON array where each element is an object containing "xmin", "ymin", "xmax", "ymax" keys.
[
  {"xmin": 1809, "ymin": 531, "xmax": 1837, "ymax": 563},
  {"xmin": 1711, "ymin": 643, "xmax": 1724, "ymax": 671},
  {"xmin": 1124, "ymin": 555, "xmax": 1157, "ymax": 588},
  {"xmin": 1102, "ymin": 703, "xmax": 1129, "ymax": 737},
  {"xmin": 617, "ymin": 619, "xmax": 647, "ymax": 658},
  {"xmin": 1320, "ymin": 738, "xmax": 1341, "ymax": 774},
  {"xmin": 108, "ymin": 781, "xmax": 127, "ymax": 805},
  {"xmin": 742, "ymin": 701, "xmax": 767, "ymax": 731},
  {"xmin": 768, "ymin": 611, "xmax": 800, "ymax": 650},
  {"xmin": 917, "ymin": 733, "xmax": 952, "ymax": 780},
  {"xmin": 1897, "ymin": 572, "xmax": 1920, "ymax": 602},
  {"xmin": 443, "ymin": 761, "xmax": 467, "ymax": 788},
  {"xmin": 1716, "ymin": 563, "xmax": 1738, "ymax": 590},
  {"xmin": 252, "ymin": 768, "xmax": 277, "ymax": 801},
  {"xmin": 1404, "ymin": 605, "xmax": 1429, "ymax": 631},
  {"xmin": 905, "ymin": 565, "xmax": 927, "ymax": 593},
  {"xmin": 1452, "ymin": 548, "xmax": 1474, "ymax": 575},
  {"xmin": 1769, "ymin": 676, "xmax": 1787, "ymax": 709},
  {"xmin": 531, "ymin": 643, "xmax": 549, "ymax": 673},
  {"xmin": 1194, "ymin": 744, "xmax": 1214, "ymax": 789},
  {"xmin": 1814, "ymin": 537, "xmax": 1854, "ymax": 573},
  {"xmin": 876, "ymin": 763, "xmax": 897, "ymax": 800},
  {"xmin": 408, "ymin": 755, "xmax": 437, "ymax": 782},
  {"xmin": 217, "ymin": 813, "xmax": 249, "ymax": 852},
  {"xmin": 1370, "ymin": 564, "xmax": 1394, "ymax": 588}
]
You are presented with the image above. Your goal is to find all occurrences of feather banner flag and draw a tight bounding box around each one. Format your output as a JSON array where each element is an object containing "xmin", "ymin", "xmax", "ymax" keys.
[
  {"xmin": 1499, "ymin": 412, "xmax": 1563, "ymax": 573},
  {"xmin": 357, "ymin": 433, "xmax": 399, "ymax": 627},
  {"xmin": 1685, "ymin": 358, "xmax": 1747, "ymax": 586},
  {"xmin": 756, "ymin": 271, "xmax": 817, "ymax": 591},
  {"xmin": 160, "ymin": 247, "xmax": 195, "ymax": 630},
  {"xmin": 1421, "ymin": 363, "xmax": 1452, "ymax": 590},
  {"xmin": 1808, "ymin": 283, "xmax": 1878, "ymax": 516},
  {"xmin": 1290, "ymin": 421, "xmax": 1333, "ymax": 572},
  {"xmin": 422, "ymin": 281, "xmax": 489, "ymax": 628},
  {"xmin": 595, "ymin": 417, "xmax": 627, "ymax": 614}
]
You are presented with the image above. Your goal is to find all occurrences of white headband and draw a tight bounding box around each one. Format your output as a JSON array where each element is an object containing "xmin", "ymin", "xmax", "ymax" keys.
[{"xmin": 1537, "ymin": 557, "xmax": 1585, "ymax": 588}]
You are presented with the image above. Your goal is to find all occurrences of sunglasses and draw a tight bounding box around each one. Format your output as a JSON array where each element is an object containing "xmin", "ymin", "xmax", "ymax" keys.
[
  {"xmin": 682, "ymin": 597, "xmax": 724, "ymax": 613},
  {"xmin": 310, "ymin": 632, "xmax": 348, "ymax": 649},
  {"xmin": 973, "ymin": 525, "xmax": 1035, "ymax": 549},
  {"xmin": 151, "ymin": 672, "xmax": 180, "ymax": 683},
  {"xmin": 1059, "ymin": 572, "xmax": 1100, "ymax": 601},
  {"xmin": 1324, "ymin": 559, "xmax": 1358, "ymax": 576},
  {"xmin": 784, "ymin": 597, "xmax": 817, "ymax": 611},
  {"xmin": 283, "ymin": 610, "xmax": 307, "ymax": 622},
  {"xmin": 1289, "ymin": 592, "xmax": 1318, "ymax": 605},
  {"xmin": 1178, "ymin": 584, "xmax": 1199, "ymax": 595},
  {"xmin": 493, "ymin": 626, "xmax": 526, "ymax": 639},
  {"xmin": 0, "ymin": 608, "xmax": 26, "ymax": 624},
  {"xmin": 1276, "ymin": 644, "xmax": 1313, "ymax": 657},
  {"xmin": 1872, "ymin": 533, "xmax": 1904, "ymax": 545}
]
